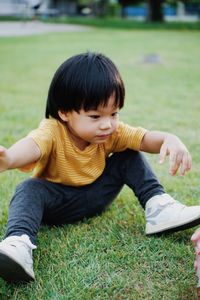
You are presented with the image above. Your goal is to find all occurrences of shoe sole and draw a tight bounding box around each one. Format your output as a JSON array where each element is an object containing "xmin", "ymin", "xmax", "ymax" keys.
[
  {"xmin": 0, "ymin": 251, "xmax": 34, "ymax": 283},
  {"xmin": 146, "ymin": 216, "xmax": 200, "ymax": 236}
]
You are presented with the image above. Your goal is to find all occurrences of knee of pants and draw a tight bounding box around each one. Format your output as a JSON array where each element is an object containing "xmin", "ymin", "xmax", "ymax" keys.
[
  {"xmin": 11, "ymin": 178, "xmax": 47, "ymax": 206},
  {"xmin": 107, "ymin": 150, "xmax": 148, "ymax": 174},
  {"xmin": 9, "ymin": 178, "xmax": 47, "ymax": 217}
]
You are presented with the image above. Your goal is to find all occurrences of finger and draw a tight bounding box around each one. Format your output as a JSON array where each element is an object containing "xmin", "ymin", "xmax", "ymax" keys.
[
  {"xmin": 169, "ymin": 152, "xmax": 180, "ymax": 176},
  {"xmin": 195, "ymin": 254, "xmax": 200, "ymax": 269},
  {"xmin": 159, "ymin": 144, "xmax": 168, "ymax": 164},
  {"xmin": 177, "ymin": 152, "xmax": 187, "ymax": 176},
  {"xmin": 195, "ymin": 242, "xmax": 200, "ymax": 254},
  {"xmin": 195, "ymin": 260, "xmax": 198, "ymax": 269},
  {"xmin": 197, "ymin": 241, "xmax": 200, "ymax": 249},
  {"xmin": 195, "ymin": 249, "xmax": 200, "ymax": 256},
  {"xmin": 183, "ymin": 152, "xmax": 192, "ymax": 174},
  {"xmin": 191, "ymin": 229, "xmax": 200, "ymax": 242},
  {"xmin": 179, "ymin": 152, "xmax": 190, "ymax": 176}
]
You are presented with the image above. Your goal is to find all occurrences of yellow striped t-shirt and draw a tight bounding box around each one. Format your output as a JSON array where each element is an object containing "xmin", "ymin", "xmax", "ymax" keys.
[{"xmin": 23, "ymin": 118, "xmax": 146, "ymax": 186}]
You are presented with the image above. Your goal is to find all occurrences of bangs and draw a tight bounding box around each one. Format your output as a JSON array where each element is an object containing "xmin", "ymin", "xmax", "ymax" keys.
[
  {"xmin": 46, "ymin": 52, "xmax": 125, "ymax": 119},
  {"xmin": 60, "ymin": 53, "xmax": 124, "ymax": 112}
]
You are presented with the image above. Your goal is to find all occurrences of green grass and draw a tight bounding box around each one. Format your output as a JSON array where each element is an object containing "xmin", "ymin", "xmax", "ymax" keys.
[
  {"xmin": 48, "ymin": 16, "xmax": 200, "ymax": 31},
  {"xmin": 0, "ymin": 26, "xmax": 200, "ymax": 299},
  {"xmin": 1, "ymin": 16, "xmax": 200, "ymax": 30}
]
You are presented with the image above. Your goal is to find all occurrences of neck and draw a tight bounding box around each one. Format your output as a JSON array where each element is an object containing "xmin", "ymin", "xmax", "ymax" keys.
[{"xmin": 66, "ymin": 125, "xmax": 90, "ymax": 151}]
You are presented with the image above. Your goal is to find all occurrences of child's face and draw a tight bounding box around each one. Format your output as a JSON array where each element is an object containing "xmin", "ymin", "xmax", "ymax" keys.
[{"xmin": 59, "ymin": 95, "xmax": 120, "ymax": 150}]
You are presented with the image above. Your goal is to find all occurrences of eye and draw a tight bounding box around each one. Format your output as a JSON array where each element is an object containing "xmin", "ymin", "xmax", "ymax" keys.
[
  {"xmin": 111, "ymin": 112, "xmax": 119, "ymax": 117},
  {"xmin": 89, "ymin": 115, "xmax": 100, "ymax": 119}
]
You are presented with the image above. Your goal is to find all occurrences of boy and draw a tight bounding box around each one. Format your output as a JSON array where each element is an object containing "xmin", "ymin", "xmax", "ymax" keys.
[{"xmin": 0, "ymin": 52, "xmax": 200, "ymax": 282}]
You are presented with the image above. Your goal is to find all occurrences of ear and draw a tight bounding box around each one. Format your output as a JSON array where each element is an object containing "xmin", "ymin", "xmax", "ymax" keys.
[{"xmin": 58, "ymin": 110, "xmax": 69, "ymax": 122}]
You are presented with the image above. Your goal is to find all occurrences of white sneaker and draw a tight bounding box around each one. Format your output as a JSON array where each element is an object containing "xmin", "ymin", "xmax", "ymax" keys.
[
  {"xmin": 145, "ymin": 194, "xmax": 200, "ymax": 235},
  {"xmin": 0, "ymin": 234, "xmax": 36, "ymax": 282}
]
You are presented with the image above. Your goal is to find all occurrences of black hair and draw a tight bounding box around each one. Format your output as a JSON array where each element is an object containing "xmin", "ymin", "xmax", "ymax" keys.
[{"xmin": 45, "ymin": 52, "xmax": 125, "ymax": 120}]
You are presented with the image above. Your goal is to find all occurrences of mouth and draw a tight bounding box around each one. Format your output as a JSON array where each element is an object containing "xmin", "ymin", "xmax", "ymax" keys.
[{"xmin": 96, "ymin": 133, "xmax": 111, "ymax": 139}]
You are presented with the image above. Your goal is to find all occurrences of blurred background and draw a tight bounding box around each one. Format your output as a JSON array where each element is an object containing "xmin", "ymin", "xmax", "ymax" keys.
[{"xmin": 0, "ymin": 0, "xmax": 199, "ymax": 22}]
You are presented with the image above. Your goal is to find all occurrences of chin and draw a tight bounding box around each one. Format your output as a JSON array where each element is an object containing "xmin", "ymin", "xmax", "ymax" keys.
[{"xmin": 95, "ymin": 140, "xmax": 107, "ymax": 144}]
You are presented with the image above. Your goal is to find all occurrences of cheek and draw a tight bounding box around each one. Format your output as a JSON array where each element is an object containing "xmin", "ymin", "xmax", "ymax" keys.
[
  {"xmin": 112, "ymin": 119, "xmax": 119, "ymax": 129},
  {"xmin": 70, "ymin": 117, "xmax": 86, "ymax": 130},
  {"xmin": 76, "ymin": 122, "xmax": 95, "ymax": 136}
]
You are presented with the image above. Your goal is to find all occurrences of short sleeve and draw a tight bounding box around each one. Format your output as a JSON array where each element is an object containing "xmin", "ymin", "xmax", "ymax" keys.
[
  {"xmin": 20, "ymin": 119, "xmax": 54, "ymax": 173},
  {"xmin": 106, "ymin": 122, "xmax": 147, "ymax": 153}
]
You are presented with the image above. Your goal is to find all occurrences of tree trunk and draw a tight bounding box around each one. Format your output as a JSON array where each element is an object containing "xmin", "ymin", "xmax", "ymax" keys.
[{"xmin": 147, "ymin": 0, "xmax": 164, "ymax": 22}]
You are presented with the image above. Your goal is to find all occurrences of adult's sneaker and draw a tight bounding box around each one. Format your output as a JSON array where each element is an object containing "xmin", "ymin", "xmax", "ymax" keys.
[
  {"xmin": 0, "ymin": 234, "xmax": 36, "ymax": 282},
  {"xmin": 145, "ymin": 193, "xmax": 200, "ymax": 235}
]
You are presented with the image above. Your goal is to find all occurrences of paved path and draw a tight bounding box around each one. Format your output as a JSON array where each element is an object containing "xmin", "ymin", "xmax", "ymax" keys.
[{"xmin": 0, "ymin": 21, "xmax": 91, "ymax": 37}]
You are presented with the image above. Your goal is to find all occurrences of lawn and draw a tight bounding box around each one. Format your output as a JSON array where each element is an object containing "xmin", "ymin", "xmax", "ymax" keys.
[{"xmin": 0, "ymin": 25, "xmax": 200, "ymax": 299}]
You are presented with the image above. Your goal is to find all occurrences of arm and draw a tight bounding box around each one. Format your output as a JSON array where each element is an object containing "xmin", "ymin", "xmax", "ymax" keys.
[
  {"xmin": 0, "ymin": 137, "xmax": 41, "ymax": 172},
  {"xmin": 140, "ymin": 130, "xmax": 192, "ymax": 176}
]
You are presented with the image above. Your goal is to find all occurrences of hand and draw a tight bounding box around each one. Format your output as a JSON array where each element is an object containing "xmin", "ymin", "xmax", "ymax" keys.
[
  {"xmin": 191, "ymin": 228, "xmax": 200, "ymax": 269},
  {"xmin": 159, "ymin": 134, "xmax": 192, "ymax": 176},
  {"xmin": 0, "ymin": 145, "xmax": 11, "ymax": 172}
]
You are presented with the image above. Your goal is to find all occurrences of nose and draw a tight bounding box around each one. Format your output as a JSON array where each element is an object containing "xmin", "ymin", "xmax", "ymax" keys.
[{"xmin": 99, "ymin": 118, "xmax": 112, "ymax": 130}]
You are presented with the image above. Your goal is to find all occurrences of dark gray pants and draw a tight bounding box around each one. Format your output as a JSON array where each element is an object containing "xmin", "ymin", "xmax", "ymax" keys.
[{"xmin": 5, "ymin": 150, "xmax": 164, "ymax": 244}]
